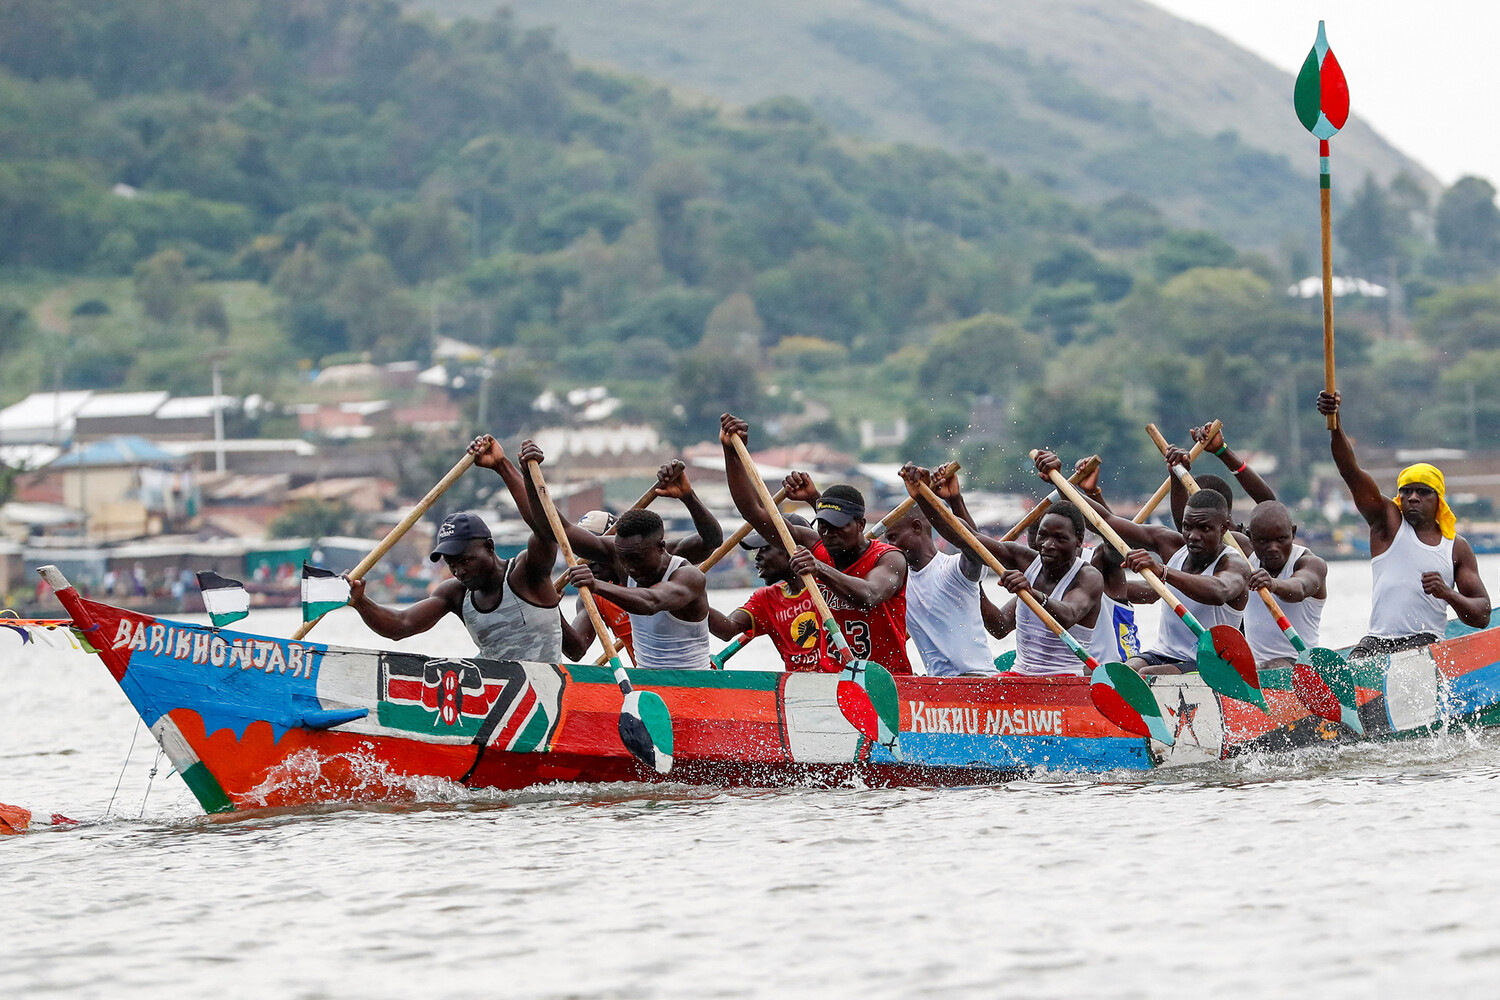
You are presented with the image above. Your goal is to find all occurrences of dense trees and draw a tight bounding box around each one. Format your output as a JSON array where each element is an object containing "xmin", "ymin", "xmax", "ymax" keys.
[{"xmin": 4, "ymin": 1, "xmax": 1500, "ymax": 497}]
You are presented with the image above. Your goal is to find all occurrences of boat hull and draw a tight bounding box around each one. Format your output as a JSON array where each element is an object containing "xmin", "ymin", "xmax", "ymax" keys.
[{"xmin": 39, "ymin": 582, "xmax": 1500, "ymax": 813}]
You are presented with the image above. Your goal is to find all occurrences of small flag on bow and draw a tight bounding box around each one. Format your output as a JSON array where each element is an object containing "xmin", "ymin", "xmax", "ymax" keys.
[
  {"xmin": 301, "ymin": 564, "xmax": 351, "ymax": 623},
  {"xmin": 197, "ymin": 571, "xmax": 250, "ymax": 627}
]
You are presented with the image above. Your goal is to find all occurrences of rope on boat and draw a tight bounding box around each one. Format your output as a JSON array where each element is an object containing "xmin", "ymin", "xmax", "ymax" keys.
[
  {"xmin": 139, "ymin": 747, "xmax": 164, "ymax": 819},
  {"xmin": 105, "ymin": 719, "xmax": 140, "ymax": 820}
]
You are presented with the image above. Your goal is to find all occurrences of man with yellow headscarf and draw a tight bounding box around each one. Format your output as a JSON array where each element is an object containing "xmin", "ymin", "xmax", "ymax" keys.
[{"xmin": 1318, "ymin": 391, "xmax": 1491, "ymax": 657}]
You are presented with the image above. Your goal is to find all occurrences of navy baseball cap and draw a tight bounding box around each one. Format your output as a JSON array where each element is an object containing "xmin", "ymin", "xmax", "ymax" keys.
[
  {"xmin": 430, "ymin": 512, "xmax": 492, "ymax": 561},
  {"xmin": 813, "ymin": 485, "xmax": 866, "ymax": 528},
  {"xmin": 740, "ymin": 513, "xmax": 811, "ymax": 550}
]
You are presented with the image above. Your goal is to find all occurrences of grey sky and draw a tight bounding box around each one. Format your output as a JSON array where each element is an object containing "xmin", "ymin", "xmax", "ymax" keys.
[{"xmin": 1151, "ymin": 0, "xmax": 1496, "ymax": 188}]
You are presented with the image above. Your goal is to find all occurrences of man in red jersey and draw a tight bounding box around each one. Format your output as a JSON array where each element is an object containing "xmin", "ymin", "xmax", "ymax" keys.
[
  {"xmin": 720, "ymin": 414, "xmax": 912, "ymax": 674},
  {"xmin": 709, "ymin": 514, "xmax": 834, "ymax": 671}
]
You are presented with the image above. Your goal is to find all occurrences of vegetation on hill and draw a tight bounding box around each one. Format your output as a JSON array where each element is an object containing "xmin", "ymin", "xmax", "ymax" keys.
[{"xmin": 1, "ymin": 1, "xmax": 1499, "ymax": 500}]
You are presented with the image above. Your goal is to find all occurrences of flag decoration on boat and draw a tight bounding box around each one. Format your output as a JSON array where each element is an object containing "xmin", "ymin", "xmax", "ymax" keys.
[
  {"xmin": 196, "ymin": 571, "xmax": 250, "ymax": 627},
  {"xmin": 301, "ymin": 564, "xmax": 351, "ymax": 622}
]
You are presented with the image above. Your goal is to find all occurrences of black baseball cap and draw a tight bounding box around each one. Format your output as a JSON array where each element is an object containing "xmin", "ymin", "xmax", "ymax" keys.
[
  {"xmin": 429, "ymin": 512, "xmax": 492, "ymax": 561},
  {"xmin": 740, "ymin": 513, "xmax": 811, "ymax": 550},
  {"xmin": 813, "ymin": 485, "xmax": 866, "ymax": 528}
]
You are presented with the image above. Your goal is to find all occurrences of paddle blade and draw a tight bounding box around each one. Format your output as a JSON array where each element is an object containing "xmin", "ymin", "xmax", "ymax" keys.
[
  {"xmin": 1197, "ymin": 626, "xmax": 1266, "ymax": 711},
  {"xmin": 1091, "ymin": 662, "xmax": 1173, "ymax": 746},
  {"xmin": 836, "ymin": 679, "xmax": 879, "ymax": 741},
  {"xmin": 619, "ymin": 690, "xmax": 674, "ymax": 774},
  {"xmin": 1294, "ymin": 647, "xmax": 1364, "ymax": 735},
  {"xmin": 839, "ymin": 659, "xmax": 902, "ymax": 759}
]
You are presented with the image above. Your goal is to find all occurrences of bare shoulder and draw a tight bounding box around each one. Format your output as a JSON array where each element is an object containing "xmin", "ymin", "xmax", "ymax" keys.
[
  {"xmin": 429, "ymin": 578, "xmax": 467, "ymax": 613},
  {"xmin": 665, "ymin": 561, "xmax": 708, "ymax": 591}
]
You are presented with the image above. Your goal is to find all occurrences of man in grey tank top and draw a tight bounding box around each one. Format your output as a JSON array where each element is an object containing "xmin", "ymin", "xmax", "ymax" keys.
[
  {"xmin": 1318, "ymin": 390, "xmax": 1490, "ymax": 656},
  {"xmin": 346, "ymin": 435, "xmax": 564, "ymax": 662}
]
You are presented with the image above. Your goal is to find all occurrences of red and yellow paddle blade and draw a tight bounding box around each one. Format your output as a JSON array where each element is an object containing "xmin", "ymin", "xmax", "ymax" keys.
[
  {"xmin": 1294, "ymin": 21, "xmax": 1350, "ymax": 140},
  {"xmin": 1091, "ymin": 662, "xmax": 1173, "ymax": 746},
  {"xmin": 1197, "ymin": 626, "xmax": 1266, "ymax": 711}
]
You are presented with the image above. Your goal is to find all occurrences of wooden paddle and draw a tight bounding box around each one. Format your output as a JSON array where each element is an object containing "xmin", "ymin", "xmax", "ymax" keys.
[
  {"xmin": 1133, "ymin": 420, "xmax": 1221, "ymax": 524},
  {"xmin": 526, "ymin": 459, "xmax": 673, "ymax": 774},
  {"xmin": 294, "ymin": 452, "xmax": 476, "ymax": 640},
  {"xmin": 999, "ymin": 455, "xmax": 1101, "ymax": 541},
  {"xmin": 911, "ymin": 481, "xmax": 1173, "ymax": 745},
  {"xmin": 726, "ymin": 434, "xmax": 900, "ymax": 755},
  {"xmin": 868, "ymin": 461, "xmax": 960, "ymax": 539},
  {"xmin": 699, "ymin": 487, "xmax": 789, "ymax": 572},
  {"xmin": 710, "ymin": 631, "xmax": 754, "ymax": 670},
  {"xmin": 1146, "ymin": 425, "xmax": 1361, "ymax": 733},
  {"xmin": 1035, "ymin": 452, "xmax": 1266, "ymax": 711},
  {"xmin": 552, "ymin": 484, "xmax": 659, "ymax": 593}
]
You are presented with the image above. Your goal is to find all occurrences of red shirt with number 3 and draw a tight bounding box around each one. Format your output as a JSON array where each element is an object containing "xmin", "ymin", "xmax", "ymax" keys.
[{"xmin": 811, "ymin": 538, "xmax": 912, "ymax": 674}]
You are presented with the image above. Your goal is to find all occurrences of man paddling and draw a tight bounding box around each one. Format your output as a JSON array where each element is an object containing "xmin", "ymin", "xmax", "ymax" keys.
[
  {"xmin": 555, "ymin": 459, "xmax": 724, "ymax": 662},
  {"xmin": 905, "ymin": 464, "xmax": 1101, "ymax": 676},
  {"xmin": 1242, "ymin": 500, "xmax": 1329, "ymax": 669},
  {"xmin": 720, "ymin": 414, "xmax": 913, "ymax": 674},
  {"xmin": 708, "ymin": 514, "xmax": 835, "ymax": 672},
  {"xmin": 1034, "ymin": 449, "xmax": 1251, "ymax": 675},
  {"xmin": 347, "ymin": 435, "xmax": 563, "ymax": 661},
  {"xmin": 533, "ymin": 444, "xmax": 712, "ymax": 670},
  {"xmin": 1317, "ymin": 390, "xmax": 1491, "ymax": 655},
  {"xmin": 887, "ymin": 466, "xmax": 997, "ymax": 676}
]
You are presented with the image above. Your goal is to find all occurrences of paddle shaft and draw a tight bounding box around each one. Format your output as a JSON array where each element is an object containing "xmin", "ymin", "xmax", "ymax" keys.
[
  {"xmin": 553, "ymin": 485, "xmax": 659, "ymax": 592},
  {"xmin": 1321, "ymin": 178, "xmax": 1338, "ymax": 430},
  {"xmin": 913, "ymin": 482, "xmax": 1099, "ymax": 670},
  {"xmin": 1145, "ymin": 424, "xmax": 1308, "ymax": 652},
  {"xmin": 1002, "ymin": 455, "xmax": 1100, "ymax": 542},
  {"xmin": 700, "ymin": 487, "xmax": 789, "ymax": 571},
  {"xmin": 710, "ymin": 631, "xmax": 753, "ymax": 670},
  {"xmin": 1133, "ymin": 420, "xmax": 1221, "ymax": 524},
  {"xmin": 293, "ymin": 451, "xmax": 476, "ymax": 640},
  {"xmin": 868, "ymin": 461, "xmax": 960, "ymax": 539},
  {"xmin": 727, "ymin": 435, "xmax": 859, "ymax": 665},
  {"xmin": 1036, "ymin": 455, "xmax": 1207, "ymax": 635},
  {"xmin": 526, "ymin": 460, "xmax": 628, "ymax": 682}
]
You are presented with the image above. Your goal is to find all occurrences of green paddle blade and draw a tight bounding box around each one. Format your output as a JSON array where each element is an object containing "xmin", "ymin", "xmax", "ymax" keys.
[
  {"xmin": 1293, "ymin": 646, "xmax": 1364, "ymax": 735},
  {"xmin": 619, "ymin": 690, "xmax": 673, "ymax": 774},
  {"xmin": 1196, "ymin": 626, "xmax": 1266, "ymax": 711},
  {"xmin": 1090, "ymin": 662, "xmax": 1173, "ymax": 746}
]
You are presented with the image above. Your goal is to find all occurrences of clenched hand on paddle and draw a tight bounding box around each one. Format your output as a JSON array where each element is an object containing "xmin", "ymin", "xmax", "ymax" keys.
[{"xmin": 720, "ymin": 414, "xmax": 901, "ymax": 755}]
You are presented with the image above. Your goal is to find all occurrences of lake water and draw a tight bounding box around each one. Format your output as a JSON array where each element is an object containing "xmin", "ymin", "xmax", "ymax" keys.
[{"xmin": 6, "ymin": 558, "xmax": 1500, "ymax": 997}]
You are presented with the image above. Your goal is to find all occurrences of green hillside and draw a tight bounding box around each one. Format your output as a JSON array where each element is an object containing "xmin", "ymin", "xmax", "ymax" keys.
[
  {"xmin": 2, "ymin": 0, "xmax": 1500, "ymax": 504},
  {"xmin": 417, "ymin": 0, "xmax": 1433, "ymax": 251}
]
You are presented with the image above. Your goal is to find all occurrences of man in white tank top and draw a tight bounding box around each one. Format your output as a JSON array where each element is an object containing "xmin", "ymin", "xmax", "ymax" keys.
[
  {"xmin": 550, "ymin": 447, "xmax": 712, "ymax": 670},
  {"xmin": 1243, "ymin": 501, "xmax": 1328, "ymax": 668},
  {"xmin": 1033, "ymin": 450, "xmax": 1251, "ymax": 676},
  {"xmin": 904, "ymin": 467, "xmax": 1102, "ymax": 677},
  {"xmin": 1317, "ymin": 391, "xmax": 1491, "ymax": 657},
  {"xmin": 346, "ymin": 435, "xmax": 564, "ymax": 662},
  {"xmin": 887, "ymin": 466, "xmax": 996, "ymax": 676}
]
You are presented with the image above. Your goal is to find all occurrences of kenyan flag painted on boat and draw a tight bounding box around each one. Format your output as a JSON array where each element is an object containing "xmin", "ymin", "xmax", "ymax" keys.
[{"xmin": 377, "ymin": 652, "xmax": 563, "ymax": 752}]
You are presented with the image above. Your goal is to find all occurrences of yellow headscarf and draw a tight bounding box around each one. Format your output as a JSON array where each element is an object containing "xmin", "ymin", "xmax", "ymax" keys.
[{"xmin": 1394, "ymin": 463, "xmax": 1456, "ymax": 539}]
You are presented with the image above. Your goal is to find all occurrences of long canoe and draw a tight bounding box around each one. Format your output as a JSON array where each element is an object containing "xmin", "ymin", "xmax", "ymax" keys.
[{"xmin": 32, "ymin": 566, "xmax": 1500, "ymax": 814}]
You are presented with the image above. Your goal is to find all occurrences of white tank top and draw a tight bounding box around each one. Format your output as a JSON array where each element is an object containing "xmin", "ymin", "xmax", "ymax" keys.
[
  {"xmin": 1245, "ymin": 545, "xmax": 1325, "ymax": 664},
  {"xmin": 905, "ymin": 550, "xmax": 996, "ymax": 676},
  {"xmin": 1150, "ymin": 546, "xmax": 1244, "ymax": 662},
  {"xmin": 460, "ymin": 565, "xmax": 563, "ymax": 663},
  {"xmin": 1015, "ymin": 556, "xmax": 1094, "ymax": 676},
  {"xmin": 627, "ymin": 554, "xmax": 710, "ymax": 669},
  {"xmin": 1368, "ymin": 519, "xmax": 1454, "ymax": 638}
]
